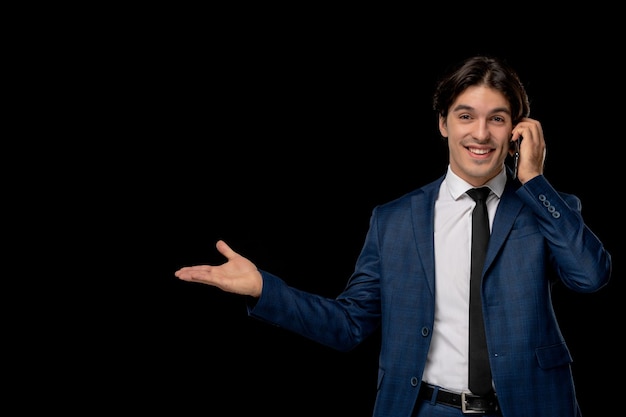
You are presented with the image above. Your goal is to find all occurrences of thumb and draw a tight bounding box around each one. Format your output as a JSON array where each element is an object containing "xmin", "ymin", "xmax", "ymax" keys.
[{"xmin": 215, "ymin": 239, "xmax": 238, "ymax": 260}]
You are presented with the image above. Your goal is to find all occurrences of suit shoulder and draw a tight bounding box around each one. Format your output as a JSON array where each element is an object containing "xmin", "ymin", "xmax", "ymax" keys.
[{"xmin": 374, "ymin": 175, "xmax": 443, "ymax": 212}]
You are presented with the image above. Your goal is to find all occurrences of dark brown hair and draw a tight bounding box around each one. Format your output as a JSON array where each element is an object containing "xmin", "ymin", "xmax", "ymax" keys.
[{"xmin": 432, "ymin": 56, "xmax": 530, "ymax": 126}]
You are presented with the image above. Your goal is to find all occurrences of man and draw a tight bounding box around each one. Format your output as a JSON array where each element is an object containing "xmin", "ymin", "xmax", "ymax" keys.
[{"xmin": 175, "ymin": 56, "xmax": 612, "ymax": 416}]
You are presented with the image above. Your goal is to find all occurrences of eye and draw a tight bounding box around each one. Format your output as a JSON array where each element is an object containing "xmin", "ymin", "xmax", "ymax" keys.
[
  {"xmin": 459, "ymin": 114, "xmax": 471, "ymax": 120},
  {"xmin": 491, "ymin": 115, "xmax": 506, "ymax": 123}
]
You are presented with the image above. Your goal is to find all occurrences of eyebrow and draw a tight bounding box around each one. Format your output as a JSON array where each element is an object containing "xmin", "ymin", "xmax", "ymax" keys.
[{"xmin": 451, "ymin": 104, "xmax": 511, "ymax": 115}]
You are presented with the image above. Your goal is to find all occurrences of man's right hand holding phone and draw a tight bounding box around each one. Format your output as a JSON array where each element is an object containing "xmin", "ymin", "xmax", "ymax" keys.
[{"xmin": 511, "ymin": 117, "xmax": 546, "ymax": 184}]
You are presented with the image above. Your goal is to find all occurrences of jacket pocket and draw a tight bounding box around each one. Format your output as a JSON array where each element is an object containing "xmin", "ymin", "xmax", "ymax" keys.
[{"xmin": 535, "ymin": 341, "xmax": 573, "ymax": 369}]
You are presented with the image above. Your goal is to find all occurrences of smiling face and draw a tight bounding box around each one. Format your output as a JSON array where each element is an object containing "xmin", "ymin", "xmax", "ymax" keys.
[{"xmin": 439, "ymin": 84, "xmax": 513, "ymax": 187}]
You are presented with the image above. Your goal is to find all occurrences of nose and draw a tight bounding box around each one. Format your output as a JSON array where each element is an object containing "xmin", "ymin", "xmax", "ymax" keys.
[{"xmin": 473, "ymin": 120, "xmax": 490, "ymax": 141}]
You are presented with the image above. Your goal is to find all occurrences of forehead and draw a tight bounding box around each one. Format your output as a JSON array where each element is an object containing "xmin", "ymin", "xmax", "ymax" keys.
[{"xmin": 451, "ymin": 85, "xmax": 510, "ymax": 113}]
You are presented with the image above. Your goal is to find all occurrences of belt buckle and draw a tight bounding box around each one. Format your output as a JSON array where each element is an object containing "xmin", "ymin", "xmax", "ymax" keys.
[{"xmin": 461, "ymin": 392, "xmax": 492, "ymax": 414}]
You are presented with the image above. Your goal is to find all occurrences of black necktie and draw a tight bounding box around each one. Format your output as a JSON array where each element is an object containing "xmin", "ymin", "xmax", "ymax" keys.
[{"xmin": 466, "ymin": 187, "xmax": 493, "ymax": 395}]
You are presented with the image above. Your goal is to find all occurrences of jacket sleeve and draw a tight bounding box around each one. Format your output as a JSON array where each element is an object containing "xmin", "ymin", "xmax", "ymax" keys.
[{"xmin": 516, "ymin": 175, "xmax": 612, "ymax": 292}]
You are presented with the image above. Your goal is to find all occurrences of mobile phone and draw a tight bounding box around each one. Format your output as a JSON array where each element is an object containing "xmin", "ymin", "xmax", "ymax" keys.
[{"xmin": 510, "ymin": 136, "xmax": 522, "ymax": 180}]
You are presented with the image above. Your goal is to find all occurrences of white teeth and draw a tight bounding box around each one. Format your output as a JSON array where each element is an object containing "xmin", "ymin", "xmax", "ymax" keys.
[{"xmin": 470, "ymin": 148, "xmax": 489, "ymax": 155}]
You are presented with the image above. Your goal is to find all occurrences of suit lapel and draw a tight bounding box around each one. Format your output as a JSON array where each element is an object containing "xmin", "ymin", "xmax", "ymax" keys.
[
  {"xmin": 485, "ymin": 178, "xmax": 524, "ymax": 271},
  {"xmin": 410, "ymin": 176, "xmax": 443, "ymax": 297}
]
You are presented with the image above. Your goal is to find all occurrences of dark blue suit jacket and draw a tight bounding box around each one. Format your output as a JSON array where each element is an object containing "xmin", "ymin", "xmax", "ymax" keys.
[{"xmin": 249, "ymin": 172, "xmax": 611, "ymax": 417}]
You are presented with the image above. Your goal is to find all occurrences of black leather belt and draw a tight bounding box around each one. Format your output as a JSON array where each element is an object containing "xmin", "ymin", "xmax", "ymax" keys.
[{"xmin": 419, "ymin": 384, "xmax": 500, "ymax": 414}]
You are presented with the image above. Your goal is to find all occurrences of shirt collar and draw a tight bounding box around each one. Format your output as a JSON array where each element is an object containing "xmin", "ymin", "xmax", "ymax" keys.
[{"xmin": 444, "ymin": 165, "xmax": 507, "ymax": 201}]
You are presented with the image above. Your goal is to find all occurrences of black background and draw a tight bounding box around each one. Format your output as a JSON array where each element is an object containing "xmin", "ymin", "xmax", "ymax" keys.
[{"xmin": 62, "ymin": 11, "xmax": 621, "ymax": 416}]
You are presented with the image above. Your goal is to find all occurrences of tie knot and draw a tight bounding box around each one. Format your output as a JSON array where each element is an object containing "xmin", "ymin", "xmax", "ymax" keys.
[{"xmin": 466, "ymin": 187, "xmax": 490, "ymax": 202}]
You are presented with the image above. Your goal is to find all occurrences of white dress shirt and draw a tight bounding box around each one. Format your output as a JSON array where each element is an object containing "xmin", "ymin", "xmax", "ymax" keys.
[{"xmin": 421, "ymin": 165, "xmax": 506, "ymax": 392}]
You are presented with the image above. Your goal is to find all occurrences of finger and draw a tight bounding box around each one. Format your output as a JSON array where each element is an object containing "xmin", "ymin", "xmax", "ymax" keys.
[
  {"xmin": 514, "ymin": 118, "xmax": 543, "ymax": 142},
  {"xmin": 175, "ymin": 265, "xmax": 210, "ymax": 279}
]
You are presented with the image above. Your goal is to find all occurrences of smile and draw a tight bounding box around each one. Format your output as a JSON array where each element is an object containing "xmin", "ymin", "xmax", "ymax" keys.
[{"xmin": 468, "ymin": 147, "xmax": 491, "ymax": 155}]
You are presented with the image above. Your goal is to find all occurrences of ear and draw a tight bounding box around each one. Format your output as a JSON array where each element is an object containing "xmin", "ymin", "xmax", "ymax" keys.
[{"xmin": 438, "ymin": 115, "xmax": 448, "ymax": 138}]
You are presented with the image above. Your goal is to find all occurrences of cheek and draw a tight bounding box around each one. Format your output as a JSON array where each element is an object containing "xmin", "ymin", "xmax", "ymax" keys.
[{"xmin": 442, "ymin": 120, "xmax": 470, "ymax": 138}]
